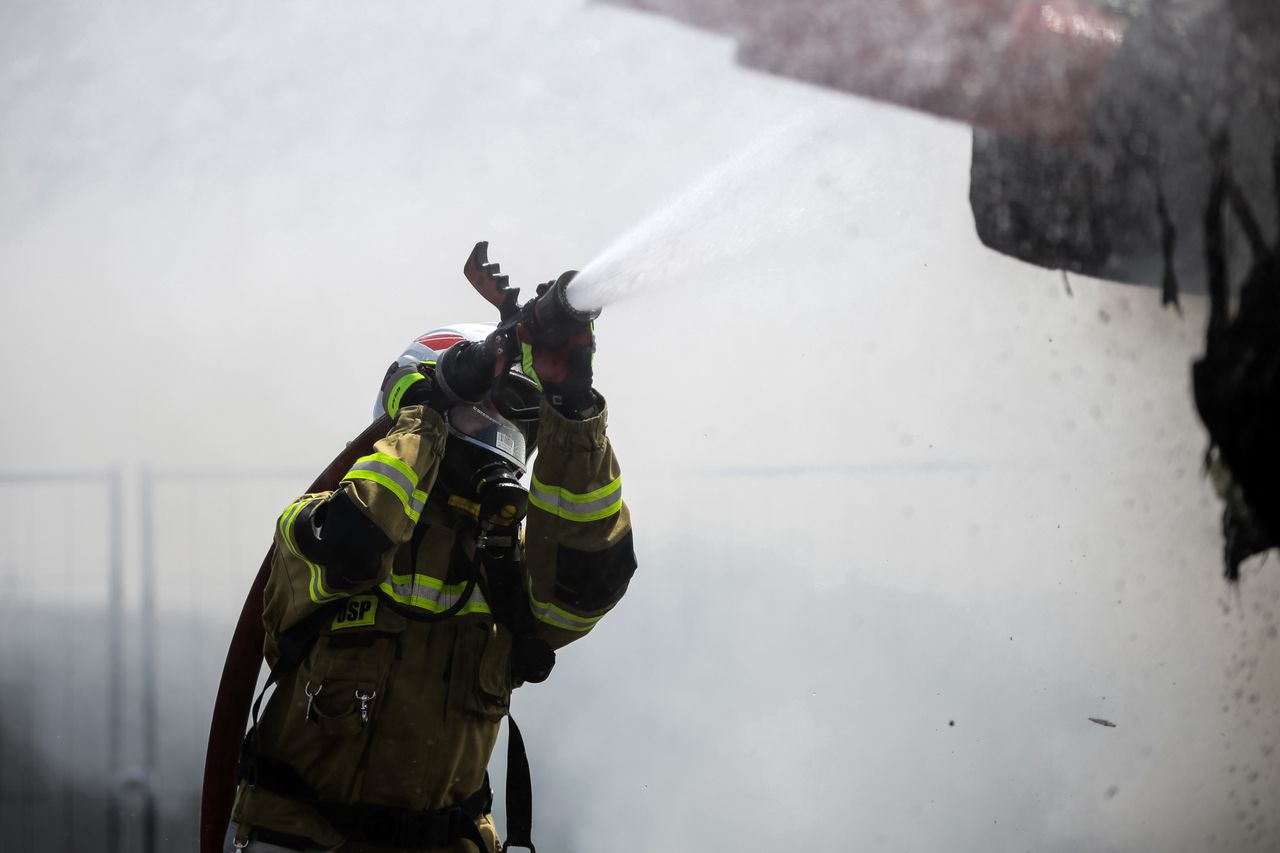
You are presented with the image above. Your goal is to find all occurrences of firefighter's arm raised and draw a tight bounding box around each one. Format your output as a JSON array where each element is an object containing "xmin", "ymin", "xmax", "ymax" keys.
[
  {"xmin": 522, "ymin": 398, "xmax": 636, "ymax": 650},
  {"xmin": 264, "ymin": 403, "xmax": 448, "ymax": 643}
]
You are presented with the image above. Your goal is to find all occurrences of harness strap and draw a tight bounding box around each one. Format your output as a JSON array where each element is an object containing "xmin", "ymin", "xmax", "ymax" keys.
[
  {"xmin": 238, "ymin": 572, "xmax": 536, "ymax": 852},
  {"xmin": 251, "ymin": 754, "xmax": 491, "ymax": 851},
  {"xmin": 239, "ymin": 604, "xmax": 339, "ymax": 788},
  {"xmin": 501, "ymin": 716, "xmax": 536, "ymax": 853}
]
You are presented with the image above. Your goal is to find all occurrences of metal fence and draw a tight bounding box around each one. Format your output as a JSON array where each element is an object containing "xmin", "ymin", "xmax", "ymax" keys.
[
  {"xmin": 0, "ymin": 468, "xmax": 309, "ymax": 853},
  {"xmin": 0, "ymin": 472, "xmax": 123, "ymax": 853}
]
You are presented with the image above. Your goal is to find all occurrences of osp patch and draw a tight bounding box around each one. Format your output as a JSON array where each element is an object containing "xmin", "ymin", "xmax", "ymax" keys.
[{"xmin": 331, "ymin": 595, "xmax": 379, "ymax": 630}]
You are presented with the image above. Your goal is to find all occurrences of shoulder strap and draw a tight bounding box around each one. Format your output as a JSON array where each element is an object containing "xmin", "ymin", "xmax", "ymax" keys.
[
  {"xmin": 239, "ymin": 603, "xmax": 340, "ymax": 787},
  {"xmin": 502, "ymin": 715, "xmax": 536, "ymax": 853},
  {"xmin": 202, "ymin": 416, "xmax": 395, "ymax": 853},
  {"xmin": 241, "ymin": 607, "xmax": 539, "ymax": 853}
]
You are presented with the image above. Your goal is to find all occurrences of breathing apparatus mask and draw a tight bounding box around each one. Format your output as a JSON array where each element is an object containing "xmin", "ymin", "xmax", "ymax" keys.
[
  {"xmin": 438, "ymin": 398, "xmax": 535, "ymax": 548},
  {"xmin": 439, "ymin": 389, "xmax": 555, "ymax": 685},
  {"xmin": 376, "ymin": 234, "xmax": 600, "ymax": 684},
  {"xmin": 375, "ymin": 324, "xmax": 543, "ymax": 539}
]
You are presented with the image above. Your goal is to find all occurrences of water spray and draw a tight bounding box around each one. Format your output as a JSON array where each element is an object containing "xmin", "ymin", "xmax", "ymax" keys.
[
  {"xmin": 564, "ymin": 112, "xmax": 828, "ymax": 313},
  {"xmin": 444, "ymin": 112, "xmax": 843, "ymax": 396}
]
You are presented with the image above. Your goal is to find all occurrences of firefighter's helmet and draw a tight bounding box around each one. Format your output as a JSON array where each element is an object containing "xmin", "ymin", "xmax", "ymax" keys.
[{"xmin": 375, "ymin": 325, "xmax": 539, "ymax": 471}]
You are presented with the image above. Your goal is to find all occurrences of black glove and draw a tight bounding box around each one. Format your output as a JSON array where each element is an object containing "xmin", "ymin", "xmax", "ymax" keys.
[
  {"xmin": 510, "ymin": 634, "xmax": 555, "ymax": 684},
  {"xmin": 518, "ymin": 284, "xmax": 597, "ymax": 417},
  {"xmin": 379, "ymin": 361, "xmax": 452, "ymax": 418}
]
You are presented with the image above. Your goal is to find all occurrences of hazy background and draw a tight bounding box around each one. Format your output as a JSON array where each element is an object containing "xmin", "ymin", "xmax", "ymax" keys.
[{"xmin": 2, "ymin": 1, "xmax": 1278, "ymax": 851}]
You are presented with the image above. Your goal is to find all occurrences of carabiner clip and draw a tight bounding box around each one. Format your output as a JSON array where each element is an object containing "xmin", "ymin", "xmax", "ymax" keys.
[
  {"xmin": 303, "ymin": 680, "xmax": 324, "ymax": 724},
  {"xmin": 356, "ymin": 689, "xmax": 377, "ymax": 725}
]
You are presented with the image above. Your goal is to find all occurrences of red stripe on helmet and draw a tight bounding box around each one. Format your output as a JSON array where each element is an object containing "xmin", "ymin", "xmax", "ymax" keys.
[{"xmin": 415, "ymin": 332, "xmax": 465, "ymax": 350}]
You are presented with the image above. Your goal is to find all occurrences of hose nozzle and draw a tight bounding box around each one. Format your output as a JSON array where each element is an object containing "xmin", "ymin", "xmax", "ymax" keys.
[
  {"xmin": 451, "ymin": 241, "xmax": 603, "ymax": 416},
  {"xmin": 531, "ymin": 271, "xmax": 599, "ymax": 347}
]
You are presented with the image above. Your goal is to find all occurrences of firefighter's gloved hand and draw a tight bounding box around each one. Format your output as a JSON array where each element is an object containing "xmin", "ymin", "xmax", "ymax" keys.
[
  {"xmin": 379, "ymin": 362, "xmax": 452, "ymax": 419},
  {"xmin": 510, "ymin": 634, "xmax": 555, "ymax": 684},
  {"xmin": 519, "ymin": 284, "xmax": 597, "ymax": 418}
]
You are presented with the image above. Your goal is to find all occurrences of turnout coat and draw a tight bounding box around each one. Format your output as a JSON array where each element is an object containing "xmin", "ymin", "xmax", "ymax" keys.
[{"xmin": 230, "ymin": 401, "xmax": 635, "ymax": 851}]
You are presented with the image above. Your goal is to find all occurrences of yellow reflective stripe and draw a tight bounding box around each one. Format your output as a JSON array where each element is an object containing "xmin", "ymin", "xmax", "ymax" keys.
[
  {"xmin": 532, "ymin": 475, "xmax": 621, "ymax": 504},
  {"xmin": 346, "ymin": 451, "xmax": 420, "ymax": 494},
  {"xmin": 384, "ymin": 371, "xmax": 424, "ymax": 419},
  {"xmin": 378, "ymin": 573, "xmax": 491, "ymax": 616},
  {"xmin": 521, "ymin": 341, "xmax": 542, "ymax": 390},
  {"xmin": 277, "ymin": 496, "xmax": 344, "ymax": 604},
  {"xmin": 342, "ymin": 469, "xmax": 427, "ymax": 522},
  {"xmin": 277, "ymin": 498, "xmax": 308, "ymax": 551},
  {"xmin": 528, "ymin": 474, "xmax": 622, "ymax": 522},
  {"xmin": 385, "ymin": 570, "xmax": 446, "ymax": 590},
  {"xmin": 526, "ymin": 575, "xmax": 604, "ymax": 633},
  {"xmin": 359, "ymin": 452, "xmax": 419, "ymax": 485},
  {"xmin": 343, "ymin": 468, "xmax": 411, "ymax": 510}
]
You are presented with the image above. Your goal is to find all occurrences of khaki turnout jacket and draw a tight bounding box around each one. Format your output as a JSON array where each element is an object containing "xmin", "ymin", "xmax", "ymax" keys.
[{"xmin": 231, "ymin": 401, "xmax": 635, "ymax": 851}]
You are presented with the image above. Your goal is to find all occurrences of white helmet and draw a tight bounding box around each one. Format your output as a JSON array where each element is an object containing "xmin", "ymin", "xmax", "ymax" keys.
[
  {"xmin": 375, "ymin": 324, "xmax": 539, "ymax": 471},
  {"xmin": 372, "ymin": 324, "xmax": 496, "ymax": 420}
]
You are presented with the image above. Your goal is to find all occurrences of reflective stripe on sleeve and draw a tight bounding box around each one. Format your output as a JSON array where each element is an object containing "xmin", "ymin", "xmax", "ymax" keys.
[
  {"xmin": 528, "ymin": 474, "xmax": 622, "ymax": 523},
  {"xmin": 378, "ymin": 572, "xmax": 491, "ymax": 616},
  {"xmin": 384, "ymin": 370, "xmax": 424, "ymax": 419},
  {"xmin": 521, "ymin": 342, "xmax": 542, "ymax": 391},
  {"xmin": 278, "ymin": 496, "xmax": 345, "ymax": 604},
  {"xmin": 343, "ymin": 452, "xmax": 429, "ymax": 522},
  {"xmin": 526, "ymin": 575, "xmax": 605, "ymax": 633}
]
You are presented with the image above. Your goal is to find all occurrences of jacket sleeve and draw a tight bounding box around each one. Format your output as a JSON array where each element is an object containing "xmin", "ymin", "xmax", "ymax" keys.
[
  {"xmin": 261, "ymin": 404, "xmax": 449, "ymax": 649},
  {"xmin": 523, "ymin": 399, "xmax": 637, "ymax": 650}
]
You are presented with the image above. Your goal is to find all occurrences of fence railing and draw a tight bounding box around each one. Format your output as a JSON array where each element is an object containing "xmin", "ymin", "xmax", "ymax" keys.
[{"xmin": 1, "ymin": 467, "xmax": 310, "ymax": 853}]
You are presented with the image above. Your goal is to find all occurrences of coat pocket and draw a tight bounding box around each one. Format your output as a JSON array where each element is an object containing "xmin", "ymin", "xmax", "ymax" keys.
[
  {"xmin": 305, "ymin": 599, "xmax": 405, "ymax": 731},
  {"xmin": 302, "ymin": 666, "xmax": 382, "ymax": 738},
  {"xmin": 269, "ymin": 600, "xmax": 406, "ymax": 800},
  {"xmin": 450, "ymin": 619, "xmax": 513, "ymax": 722}
]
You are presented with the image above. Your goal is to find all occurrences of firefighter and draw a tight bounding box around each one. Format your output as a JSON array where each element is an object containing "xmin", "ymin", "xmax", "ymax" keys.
[{"xmin": 224, "ymin": 311, "xmax": 636, "ymax": 852}]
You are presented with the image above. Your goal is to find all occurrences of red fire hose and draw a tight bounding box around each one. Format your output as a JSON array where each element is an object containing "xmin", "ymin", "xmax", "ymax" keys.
[{"xmin": 199, "ymin": 415, "xmax": 392, "ymax": 853}]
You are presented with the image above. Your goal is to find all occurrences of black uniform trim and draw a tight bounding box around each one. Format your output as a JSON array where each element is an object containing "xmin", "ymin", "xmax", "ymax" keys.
[
  {"xmin": 293, "ymin": 490, "xmax": 394, "ymax": 587},
  {"xmin": 552, "ymin": 529, "xmax": 637, "ymax": 611}
]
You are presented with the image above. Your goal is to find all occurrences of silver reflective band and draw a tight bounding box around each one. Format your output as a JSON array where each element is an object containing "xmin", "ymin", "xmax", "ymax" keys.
[
  {"xmin": 378, "ymin": 574, "xmax": 492, "ymax": 615},
  {"xmin": 347, "ymin": 458, "xmax": 417, "ymax": 500},
  {"xmin": 343, "ymin": 454, "xmax": 428, "ymax": 521},
  {"xmin": 528, "ymin": 475, "xmax": 622, "ymax": 522},
  {"xmin": 526, "ymin": 574, "xmax": 604, "ymax": 633}
]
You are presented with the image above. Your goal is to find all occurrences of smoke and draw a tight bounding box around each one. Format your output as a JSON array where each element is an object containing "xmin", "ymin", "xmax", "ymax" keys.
[{"xmin": 3, "ymin": 2, "xmax": 1280, "ymax": 852}]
